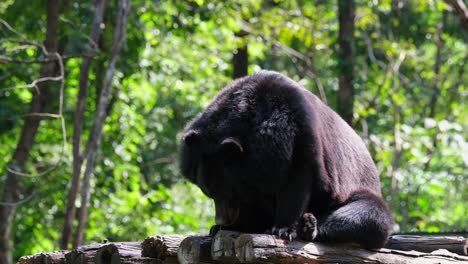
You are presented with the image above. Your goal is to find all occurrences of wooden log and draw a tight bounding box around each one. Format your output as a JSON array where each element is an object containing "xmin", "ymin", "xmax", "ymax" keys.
[
  {"xmin": 18, "ymin": 242, "xmax": 167, "ymax": 264},
  {"xmin": 233, "ymin": 233, "xmax": 468, "ymax": 264},
  {"xmin": 141, "ymin": 235, "xmax": 186, "ymax": 259},
  {"xmin": 17, "ymin": 251, "xmax": 69, "ymax": 264},
  {"xmin": 15, "ymin": 234, "xmax": 468, "ymax": 264},
  {"xmin": 65, "ymin": 243, "xmax": 102, "ymax": 264},
  {"xmin": 95, "ymin": 242, "xmax": 158, "ymax": 264},
  {"xmin": 210, "ymin": 231, "xmax": 241, "ymax": 262},
  {"xmin": 386, "ymin": 235, "xmax": 468, "ymax": 256},
  {"xmin": 177, "ymin": 236, "xmax": 213, "ymax": 264}
]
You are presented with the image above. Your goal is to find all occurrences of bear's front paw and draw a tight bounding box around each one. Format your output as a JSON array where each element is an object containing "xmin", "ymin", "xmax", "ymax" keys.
[
  {"xmin": 297, "ymin": 213, "xmax": 318, "ymax": 241},
  {"xmin": 270, "ymin": 225, "xmax": 297, "ymax": 241},
  {"xmin": 209, "ymin": 224, "xmax": 222, "ymax": 236}
]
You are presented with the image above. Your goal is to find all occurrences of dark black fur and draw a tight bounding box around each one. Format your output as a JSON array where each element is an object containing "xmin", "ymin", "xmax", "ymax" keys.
[{"xmin": 180, "ymin": 71, "xmax": 393, "ymax": 248}]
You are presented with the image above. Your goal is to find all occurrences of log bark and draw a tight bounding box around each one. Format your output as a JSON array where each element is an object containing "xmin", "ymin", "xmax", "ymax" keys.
[
  {"xmin": 17, "ymin": 251, "xmax": 69, "ymax": 264},
  {"xmin": 233, "ymin": 233, "xmax": 468, "ymax": 264},
  {"xmin": 17, "ymin": 234, "xmax": 468, "ymax": 264},
  {"xmin": 21, "ymin": 242, "xmax": 176, "ymax": 264},
  {"xmin": 95, "ymin": 242, "xmax": 158, "ymax": 264},
  {"xmin": 386, "ymin": 235, "xmax": 468, "ymax": 256},
  {"xmin": 141, "ymin": 235, "xmax": 187, "ymax": 259},
  {"xmin": 177, "ymin": 236, "xmax": 213, "ymax": 264},
  {"xmin": 211, "ymin": 231, "xmax": 241, "ymax": 262},
  {"xmin": 64, "ymin": 243, "xmax": 102, "ymax": 264}
]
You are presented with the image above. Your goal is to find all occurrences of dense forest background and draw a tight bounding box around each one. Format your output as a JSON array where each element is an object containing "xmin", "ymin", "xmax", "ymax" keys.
[{"xmin": 0, "ymin": 0, "xmax": 467, "ymax": 263}]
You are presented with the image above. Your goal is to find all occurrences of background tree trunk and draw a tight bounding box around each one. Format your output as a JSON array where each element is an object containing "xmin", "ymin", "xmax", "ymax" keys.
[
  {"xmin": 232, "ymin": 30, "xmax": 249, "ymax": 79},
  {"xmin": 73, "ymin": 0, "xmax": 131, "ymax": 247},
  {"xmin": 0, "ymin": 1, "xmax": 60, "ymax": 263},
  {"xmin": 60, "ymin": 0, "xmax": 108, "ymax": 250},
  {"xmin": 337, "ymin": 0, "xmax": 355, "ymax": 126}
]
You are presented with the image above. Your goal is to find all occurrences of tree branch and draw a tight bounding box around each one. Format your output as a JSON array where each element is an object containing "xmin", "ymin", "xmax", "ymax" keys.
[{"xmin": 0, "ymin": 53, "xmax": 97, "ymax": 64}]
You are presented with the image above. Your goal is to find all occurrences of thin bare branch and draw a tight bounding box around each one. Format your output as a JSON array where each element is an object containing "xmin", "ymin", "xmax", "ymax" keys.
[
  {"xmin": 362, "ymin": 31, "xmax": 412, "ymax": 85},
  {"xmin": 236, "ymin": 20, "xmax": 328, "ymax": 103},
  {"xmin": 0, "ymin": 76, "xmax": 62, "ymax": 93},
  {"xmin": 0, "ymin": 193, "xmax": 35, "ymax": 207},
  {"xmin": 3, "ymin": 53, "xmax": 67, "ymax": 180},
  {"xmin": 20, "ymin": 113, "xmax": 62, "ymax": 118},
  {"xmin": 0, "ymin": 18, "xmax": 25, "ymax": 38},
  {"xmin": 0, "ymin": 53, "xmax": 97, "ymax": 64},
  {"xmin": 5, "ymin": 44, "xmax": 36, "ymax": 52},
  {"xmin": 272, "ymin": 40, "xmax": 328, "ymax": 103},
  {"xmin": 59, "ymin": 16, "xmax": 101, "ymax": 53},
  {"xmin": 0, "ymin": 38, "xmax": 48, "ymax": 55},
  {"xmin": 2, "ymin": 54, "xmax": 67, "ymax": 180}
]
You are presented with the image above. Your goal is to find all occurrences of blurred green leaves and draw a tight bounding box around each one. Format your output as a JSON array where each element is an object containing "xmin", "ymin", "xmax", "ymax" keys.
[{"xmin": 0, "ymin": 0, "xmax": 466, "ymax": 260}]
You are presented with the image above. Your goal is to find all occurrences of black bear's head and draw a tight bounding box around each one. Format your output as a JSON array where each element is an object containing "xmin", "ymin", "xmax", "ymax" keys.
[
  {"xmin": 180, "ymin": 72, "xmax": 301, "ymax": 201},
  {"xmin": 180, "ymin": 126, "xmax": 245, "ymax": 200}
]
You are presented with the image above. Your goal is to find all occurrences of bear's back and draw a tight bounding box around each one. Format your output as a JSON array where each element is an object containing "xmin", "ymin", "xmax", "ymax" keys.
[
  {"xmin": 238, "ymin": 71, "xmax": 382, "ymax": 203},
  {"xmin": 299, "ymin": 88, "xmax": 382, "ymax": 204},
  {"xmin": 198, "ymin": 71, "xmax": 382, "ymax": 204}
]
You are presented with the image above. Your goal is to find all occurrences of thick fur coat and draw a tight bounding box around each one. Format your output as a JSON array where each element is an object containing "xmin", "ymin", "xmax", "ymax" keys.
[{"xmin": 180, "ymin": 71, "xmax": 393, "ymax": 248}]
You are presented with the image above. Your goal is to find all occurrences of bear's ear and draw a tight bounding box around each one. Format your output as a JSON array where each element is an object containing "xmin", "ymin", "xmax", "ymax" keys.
[
  {"xmin": 183, "ymin": 130, "xmax": 200, "ymax": 146},
  {"xmin": 219, "ymin": 137, "xmax": 243, "ymax": 155}
]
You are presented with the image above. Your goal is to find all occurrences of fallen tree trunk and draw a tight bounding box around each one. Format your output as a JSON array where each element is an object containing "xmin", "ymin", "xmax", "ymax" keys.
[
  {"xmin": 65, "ymin": 243, "xmax": 102, "ymax": 264},
  {"xmin": 233, "ymin": 233, "xmax": 468, "ymax": 264},
  {"xmin": 141, "ymin": 234, "xmax": 187, "ymax": 260},
  {"xmin": 211, "ymin": 231, "xmax": 241, "ymax": 262},
  {"xmin": 63, "ymin": 242, "xmax": 160, "ymax": 264},
  {"xmin": 95, "ymin": 242, "xmax": 156, "ymax": 264},
  {"xmin": 386, "ymin": 235, "xmax": 468, "ymax": 256},
  {"xmin": 17, "ymin": 251, "xmax": 69, "ymax": 264},
  {"xmin": 177, "ymin": 236, "xmax": 213, "ymax": 264},
  {"xmin": 17, "ymin": 233, "xmax": 468, "ymax": 264}
]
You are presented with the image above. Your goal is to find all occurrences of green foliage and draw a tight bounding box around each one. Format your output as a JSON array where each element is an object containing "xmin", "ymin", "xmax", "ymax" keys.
[{"xmin": 0, "ymin": 0, "xmax": 466, "ymax": 260}]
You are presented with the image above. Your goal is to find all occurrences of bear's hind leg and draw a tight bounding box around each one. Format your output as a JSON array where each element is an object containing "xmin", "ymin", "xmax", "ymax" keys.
[{"xmin": 316, "ymin": 190, "xmax": 393, "ymax": 249}]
